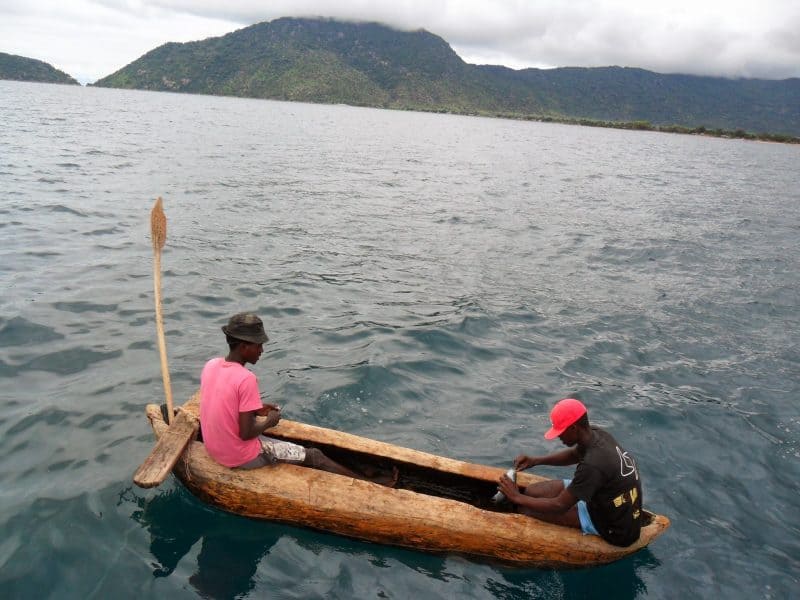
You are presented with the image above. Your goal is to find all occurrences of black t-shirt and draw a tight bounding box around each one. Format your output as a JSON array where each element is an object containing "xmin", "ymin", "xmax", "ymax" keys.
[{"xmin": 567, "ymin": 427, "xmax": 643, "ymax": 546}]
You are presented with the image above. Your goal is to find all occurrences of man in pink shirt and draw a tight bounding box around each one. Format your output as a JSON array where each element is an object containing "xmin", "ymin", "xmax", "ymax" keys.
[{"xmin": 200, "ymin": 312, "xmax": 397, "ymax": 485}]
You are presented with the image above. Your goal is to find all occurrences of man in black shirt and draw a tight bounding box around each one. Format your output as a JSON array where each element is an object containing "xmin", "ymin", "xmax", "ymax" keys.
[{"xmin": 497, "ymin": 398, "xmax": 643, "ymax": 546}]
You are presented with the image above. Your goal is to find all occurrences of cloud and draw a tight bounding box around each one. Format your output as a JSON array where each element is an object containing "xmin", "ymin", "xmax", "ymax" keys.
[{"xmin": 1, "ymin": 1, "xmax": 799, "ymax": 84}]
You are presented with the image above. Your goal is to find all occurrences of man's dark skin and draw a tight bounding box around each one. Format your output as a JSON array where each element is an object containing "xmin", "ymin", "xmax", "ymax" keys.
[
  {"xmin": 228, "ymin": 338, "xmax": 398, "ymax": 485},
  {"xmin": 496, "ymin": 418, "xmax": 594, "ymax": 529}
]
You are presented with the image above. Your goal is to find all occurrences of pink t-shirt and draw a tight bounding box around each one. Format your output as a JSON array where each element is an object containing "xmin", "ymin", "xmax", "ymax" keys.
[{"xmin": 199, "ymin": 357, "xmax": 263, "ymax": 467}]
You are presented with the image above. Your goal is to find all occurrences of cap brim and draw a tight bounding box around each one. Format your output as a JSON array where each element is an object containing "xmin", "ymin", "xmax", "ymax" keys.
[
  {"xmin": 221, "ymin": 326, "xmax": 268, "ymax": 344},
  {"xmin": 544, "ymin": 426, "xmax": 564, "ymax": 440}
]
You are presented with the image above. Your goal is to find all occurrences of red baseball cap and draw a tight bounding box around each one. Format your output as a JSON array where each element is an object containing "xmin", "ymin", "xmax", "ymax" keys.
[{"xmin": 544, "ymin": 398, "xmax": 587, "ymax": 439}]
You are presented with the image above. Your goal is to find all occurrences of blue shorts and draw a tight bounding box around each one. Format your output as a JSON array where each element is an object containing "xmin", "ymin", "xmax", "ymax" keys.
[{"xmin": 564, "ymin": 479, "xmax": 599, "ymax": 536}]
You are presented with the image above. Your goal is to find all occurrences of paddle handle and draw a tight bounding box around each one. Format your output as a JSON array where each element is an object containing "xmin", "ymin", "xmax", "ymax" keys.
[
  {"xmin": 153, "ymin": 250, "xmax": 174, "ymax": 423},
  {"xmin": 150, "ymin": 197, "xmax": 174, "ymax": 424}
]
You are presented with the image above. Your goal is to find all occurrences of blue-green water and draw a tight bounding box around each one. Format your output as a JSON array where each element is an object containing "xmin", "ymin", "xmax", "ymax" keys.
[{"xmin": 1, "ymin": 80, "xmax": 798, "ymax": 599}]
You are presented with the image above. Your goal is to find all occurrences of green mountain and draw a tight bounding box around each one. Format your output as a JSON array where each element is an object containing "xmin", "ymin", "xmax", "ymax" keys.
[
  {"xmin": 93, "ymin": 17, "xmax": 800, "ymax": 137},
  {"xmin": 0, "ymin": 52, "xmax": 79, "ymax": 85}
]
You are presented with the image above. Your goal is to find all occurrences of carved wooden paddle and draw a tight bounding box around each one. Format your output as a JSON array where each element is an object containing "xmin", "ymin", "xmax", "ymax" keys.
[
  {"xmin": 150, "ymin": 197, "xmax": 174, "ymax": 423},
  {"xmin": 133, "ymin": 198, "xmax": 199, "ymax": 488}
]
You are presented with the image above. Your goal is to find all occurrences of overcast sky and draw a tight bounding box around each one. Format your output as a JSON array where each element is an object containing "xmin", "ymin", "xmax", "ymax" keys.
[{"xmin": 2, "ymin": 1, "xmax": 799, "ymax": 84}]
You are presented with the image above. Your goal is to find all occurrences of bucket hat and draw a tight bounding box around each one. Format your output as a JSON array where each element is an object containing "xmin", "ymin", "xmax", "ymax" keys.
[
  {"xmin": 222, "ymin": 312, "xmax": 269, "ymax": 344},
  {"xmin": 544, "ymin": 398, "xmax": 587, "ymax": 439}
]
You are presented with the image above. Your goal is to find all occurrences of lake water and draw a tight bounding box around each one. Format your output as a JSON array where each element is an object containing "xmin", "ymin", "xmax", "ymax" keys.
[{"xmin": 1, "ymin": 80, "xmax": 798, "ymax": 599}]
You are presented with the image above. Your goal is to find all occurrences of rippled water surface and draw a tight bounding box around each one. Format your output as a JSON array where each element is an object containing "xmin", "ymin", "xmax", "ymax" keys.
[{"xmin": 1, "ymin": 80, "xmax": 799, "ymax": 599}]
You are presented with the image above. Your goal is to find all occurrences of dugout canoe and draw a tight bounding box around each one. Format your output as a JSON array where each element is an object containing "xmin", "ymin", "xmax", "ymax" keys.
[{"xmin": 140, "ymin": 396, "xmax": 670, "ymax": 568}]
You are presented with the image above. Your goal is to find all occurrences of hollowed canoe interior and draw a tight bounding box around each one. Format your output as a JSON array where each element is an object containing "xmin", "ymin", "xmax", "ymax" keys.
[{"xmin": 183, "ymin": 409, "xmax": 655, "ymax": 525}]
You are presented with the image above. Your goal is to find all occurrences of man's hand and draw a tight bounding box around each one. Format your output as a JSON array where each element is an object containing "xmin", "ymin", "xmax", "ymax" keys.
[
  {"xmin": 240, "ymin": 406, "xmax": 282, "ymax": 440},
  {"xmin": 498, "ymin": 474, "xmax": 522, "ymax": 503},
  {"xmin": 514, "ymin": 454, "xmax": 539, "ymax": 471},
  {"xmin": 261, "ymin": 406, "xmax": 281, "ymax": 429},
  {"xmin": 256, "ymin": 403, "xmax": 280, "ymax": 416}
]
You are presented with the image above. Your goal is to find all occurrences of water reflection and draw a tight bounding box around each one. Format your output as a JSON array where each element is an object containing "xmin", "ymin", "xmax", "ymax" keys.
[
  {"xmin": 564, "ymin": 550, "xmax": 660, "ymax": 599},
  {"xmin": 128, "ymin": 487, "xmax": 276, "ymax": 598},
  {"xmin": 496, "ymin": 550, "xmax": 660, "ymax": 600},
  {"xmin": 126, "ymin": 485, "xmax": 452, "ymax": 598}
]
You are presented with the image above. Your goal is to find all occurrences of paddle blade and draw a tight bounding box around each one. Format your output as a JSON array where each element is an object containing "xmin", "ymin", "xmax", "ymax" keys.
[
  {"xmin": 150, "ymin": 197, "xmax": 167, "ymax": 252},
  {"xmin": 134, "ymin": 407, "xmax": 199, "ymax": 488}
]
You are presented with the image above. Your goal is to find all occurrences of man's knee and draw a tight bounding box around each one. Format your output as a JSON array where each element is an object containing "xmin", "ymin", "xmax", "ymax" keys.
[{"xmin": 523, "ymin": 479, "xmax": 565, "ymax": 498}]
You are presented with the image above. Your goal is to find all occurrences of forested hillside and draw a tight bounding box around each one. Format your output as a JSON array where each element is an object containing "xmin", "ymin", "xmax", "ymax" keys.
[
  {"xmin": 92, "ymin": 18, "xmax": 800, "ymax": 137},
  {"xmin": 0, "ymin": 53, "xmax": 79, "ymax": 85}
]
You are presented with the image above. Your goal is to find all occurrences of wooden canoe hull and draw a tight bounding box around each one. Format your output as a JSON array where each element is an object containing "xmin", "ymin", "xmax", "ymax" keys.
[{"xmin": 145, "ymin": 402, "xmax": 669, "ymax": 568}]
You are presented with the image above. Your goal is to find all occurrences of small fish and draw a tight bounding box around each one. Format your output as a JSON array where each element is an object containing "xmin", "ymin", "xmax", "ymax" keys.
[{"xmin": 491, "ymin": 468, "xmax": 516, "ymax": 503}]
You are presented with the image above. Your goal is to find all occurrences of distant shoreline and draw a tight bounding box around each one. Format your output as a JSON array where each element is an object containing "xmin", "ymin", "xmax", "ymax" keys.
[
  {"xmin": 416, "ymin": 106, "xmax": 800, "ymax": 145},
  {"xmin": 4, "ymin": 77, "xmax": 798, "ymax": 145}
]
